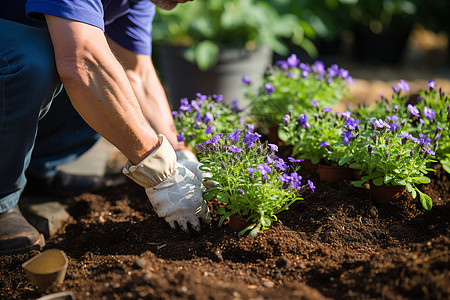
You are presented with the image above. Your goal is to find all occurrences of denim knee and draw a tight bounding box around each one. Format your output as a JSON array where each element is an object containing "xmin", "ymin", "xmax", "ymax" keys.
[{"xmin": 0, "ymin": 19, "xmax": 61, "ymax": 212}]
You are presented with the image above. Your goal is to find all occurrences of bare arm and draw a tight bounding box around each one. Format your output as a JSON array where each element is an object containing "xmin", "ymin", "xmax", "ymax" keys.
[
  {"xmin": 45, "ymin": 15, "xmax": 159, "ymax": 165},
  {"xmin": 107, "ymin": 38, "xmax": 188, "ymax": 151}
]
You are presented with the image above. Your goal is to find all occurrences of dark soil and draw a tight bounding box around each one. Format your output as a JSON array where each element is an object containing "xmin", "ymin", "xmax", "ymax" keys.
[{"xmin": 1, "ymin": 163, "xmax": 449, "ymax": 300}]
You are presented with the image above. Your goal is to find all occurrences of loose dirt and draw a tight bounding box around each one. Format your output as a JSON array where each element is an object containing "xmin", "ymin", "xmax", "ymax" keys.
[{"xmin": 1, "ymin": 162, "xmax": 448, "ymax": 300}]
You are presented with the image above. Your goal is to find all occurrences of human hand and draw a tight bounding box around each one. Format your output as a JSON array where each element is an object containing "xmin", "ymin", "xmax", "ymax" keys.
[
  {"xmin": 123, "ymin": 135, "xmax": 210, "ymax": 231},
  {"xmin": 175, "ymin": 149, "xmax": 217, "ymax": 189}
]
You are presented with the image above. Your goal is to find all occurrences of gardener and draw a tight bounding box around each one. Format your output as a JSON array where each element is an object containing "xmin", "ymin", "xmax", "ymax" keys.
[{"xmin": 0, "ymin": 0, "xmax": 209, "ymax": 255}]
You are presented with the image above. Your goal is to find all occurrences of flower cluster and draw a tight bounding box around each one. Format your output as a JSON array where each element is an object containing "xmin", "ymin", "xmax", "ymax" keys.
[
  {"xmin": 197, "ymin": 129, "xmax": 314, "ymax": 237},
  {"xmin": 349, "ymin": 115, "xmax": 440, "ymax": 210},
  {"xmin": 244, "ymin": 53, "xmax": 353, "ymax": 132},
  {"xmin": 279, "ymin": 100, "xmax": 357, "ymax": 166},
  {"xmin": 172, "ymin": 93, "xmax": 245, "ymax": 150}
]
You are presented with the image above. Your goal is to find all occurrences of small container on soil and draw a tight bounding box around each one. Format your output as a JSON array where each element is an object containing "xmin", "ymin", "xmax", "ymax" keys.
[
  {"xmin": 228, "ymin": 215, "xmax": 250, "ymax": 232},
  {"xmin": 369, "ymin": 183, "xmax": 406, "ymax": 204},
  {"xmin": 22, "ymin": 249, "xmax": 68, "ymax": 289},
  {"xmin": 317, "ymin": 164, "xmax": 353, "ymax": 183}
]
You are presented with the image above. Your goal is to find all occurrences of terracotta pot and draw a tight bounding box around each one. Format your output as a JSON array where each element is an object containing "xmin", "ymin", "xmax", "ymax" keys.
[
  {"xmin": 317, "ymin": 164, "xmax": 353, "ymax": 183},
  {"xmin": 369, "ymin": 183, "xmax": 406, "ymax": 204},
  {"xmin": 228, "ymin": 215, "xmax": 249, "ymax": 232},
  {"xmin": 301, "ymin": 159, "xmax": 318, "ymax": 173},
  {"xmin": 352, "ymin": 169, "xmax": 364, "ymax": 181}
]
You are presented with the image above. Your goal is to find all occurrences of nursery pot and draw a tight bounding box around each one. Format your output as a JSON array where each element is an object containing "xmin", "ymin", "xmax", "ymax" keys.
[
  {"xmin": 317, "ymin": 164, "xmax": 353, "ymax": 183},
  {"xmin": 369, "ymin": 183, "xmax": 406, "ymax": 204},
  {"xmin": 22, "ymin": 249, "xmax": 68, "ymax": 289},
  {"xmin": 301, "ymin": 159, "xmax": 318, "ymax": 173},
  {"xmin": 228, "ymin": 215, "xmax": 249, "ymax": 232},
  {"xmin": 156, "ymin": 44, "xmax": 272, "ymax": 109}
]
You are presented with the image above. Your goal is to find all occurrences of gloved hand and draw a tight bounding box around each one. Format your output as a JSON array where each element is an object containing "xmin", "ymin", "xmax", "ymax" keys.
[
  {"xmin": 175, "ymin": 149, "xmax": 217, "ymax": 189},
  {"xmin": 123, "ymin": 135, "xmax": 210, "ymax": 231}
]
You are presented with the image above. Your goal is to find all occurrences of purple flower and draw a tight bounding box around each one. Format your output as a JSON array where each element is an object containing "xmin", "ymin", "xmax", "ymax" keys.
[
  {"xmin": 407, "ymin": 104, "xmax": 420, "ymax": 117},
  {"xmin": 196, "ymin": 93, "xmax": 207, "ymax": 103},
  {"xmin": 287, "ymin": 54, "xmax": 300, "ymax": 68},
  {"xmin": 257, "ymin": 164, "xmax": 271, "ymax": 176},
  {"xmin": 385, "ymin": 150, "xmax": 390, "ymax": 159},
  {"xmin": 211, "ymin": 94, "xmax": 223, "ymax": 102},
  {"xmin": 246, "ymin": 123, "xmax": 255, "ymax": 133},
  {"xmin": 345, "ymin": 117, "xmax": 359, "ymax": 130},
  {"xmin": 323, "ymin": 107, "xmax": 332, "ymax": 113},
  {"xmin": 319, "ymin": 141, "xmax": 330, "ymax": 148},
  {"xmin": 328, "ymin": 64, "xmax": 339, "ymax": 77},
  {"xmin": 227, "ymin": 130, "xmax": 241, "ymax": 142},
  {"xmin": 208, "ymin": 103, "xmax": 215, "ymax": 110},
  {"xmin": 242, "ymin": 75, "xmax": 251, "ymax": 85},
  {"xmin": 339, "ymin": 68, "xmax": 349, "ymax": 79},
  {"xmin": 247, "ymin": 168, "xmax": 257, "ymax": 175},
  {"xmin": 177, "ymin": 132, "xmax": 185, "ymax": 142},
  {"xmin": 180, "ymin": 98, "xmax": 189, "ymax": 106},
  {"xmin": 204, "ymin": 112, "xmax": 214, "ymax": 123},
  {"xmin": 274, "ymin": 158, "xmax": 288, "ymax": 171},
  {"xmin": 276, "ymin": 60, "xmax": 289, "ymax": 71},
  {"xmin": 312, "ymin": 61, "xmax": 325, "ymax": 78},
  {"xmin": 191, "ymin": 100, "xmax": 200, "ymax": 111},
  {"xmin": 194, "ymin": 112, "xmax": 202, "ymax": 123},
  {"xmin": 228, "ymin": 145, "xmax": 243, "ymax": 153},
  {"xmin": 419, "ymin": 133, "xmax": 431, "ymax": 147},
  {"xmin": 231, "ymin": 99, "xmax": 243, "ymax": 113},
  {"xmin": 310, "ymin": 99, "xmax": 318, "ymax": 107},
  {"xmin": 205, "ymin": 124, "xmax": 213, "ymax": 134},
  {"xmin": 243, "ymin": 132, "xmax": 261, "ymax": 148},
  {"xmin": 341, "ymin": 130, "xmax": 353, "ymax": 146},
  {"xmin": 201, "ymin": 133, "xmax": 223, "ymax": 147},
  {"xmin": 392, "ymin": 85, "xmax": 399, "ymax": 94},
  {"xmin": 268, "ymin": 143, "xmax": 278, "ymax": 153},
  {"xmin": 265, "ymin": 83, "xmax": 274, "ymax": 94},
  {"xmin": 301, "ymin": 70, "xmax": 309, "ymax": 78},
  {"xmin": 179, "ymin": 104, "xmax": 192, "ymax": 113},
  {"xmin": 298, "ymin": 114, "xmax": 308, "ymax": 128},
  {"xmin": 340, "ymin": 110, "xmax": 351, "ymax": 119},
  {"xmin": 282, "ymin": 114, "xmax": 290, "ymax": 126},
  {"xmin": 307, "ymin": 180, "xmax": 315, "ymax": 192},
  {"xmin": 171, "ymin": 111, "xmax": 178, "ymax": 117},
  {"xmin": 288, "ymin": 157, "xmax": 303, "ymax": 164},
  {"xmin": 397, "ymin": 80, "xmax": 410, "ymax": 92},
  {"xmin": 237, "ymin": 188, "xmax": 245, "ymax": 196},
  {"xmin": 424, "ymin": 107, "xmax": 435, "ymax": 120},
  {"xmin": 426, "ymin": 80, "xmax": 436, "ymax": 89}
]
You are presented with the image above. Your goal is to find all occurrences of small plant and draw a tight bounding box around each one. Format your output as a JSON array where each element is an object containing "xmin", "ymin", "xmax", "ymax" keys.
[
  {"xmin": 197, "ymin": 129, "xmax": 315, "ymax": 237},
  {"xmin": 245, "ymin": 54, "xmax": 353, "ymax": 132},
  {"xmin": 414, "ymin": 81, "xmax": 450, "ymax": 173},
  {"xmin": 350, "ymin": 116, "xmax": 440, "ymax": 210},
  {"xmin": 172, "ymin": 93, "xmax": 244, "ymax": 151},
  {"xmin": 279, "ymin": 100, "xmax": 357, "ymax": 166}
]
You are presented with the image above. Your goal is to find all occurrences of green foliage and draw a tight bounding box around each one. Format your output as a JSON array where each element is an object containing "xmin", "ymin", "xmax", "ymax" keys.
[
  {"xmin": 198, "ymin": 130, "xmax": 312, "ymax": 237},
  {"xmin": 245, "ymin": 55, "xmax": 353, "ymax": 132},
  {"xmin": 153, "ymin": 0, "xmax": 310, "ymax": 70},
  {"xmin": 172, "ymin": 93, "xmax": 245, "ymax": 151}
]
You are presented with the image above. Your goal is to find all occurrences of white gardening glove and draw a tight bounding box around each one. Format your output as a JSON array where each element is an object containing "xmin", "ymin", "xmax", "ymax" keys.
[
  {"xmin": 175, "ymin": 149, "xmax": 217, "ymax": 189},
  {"xmin": 123, "ymin": 135, "xmax": 210, "ymax": 231}
]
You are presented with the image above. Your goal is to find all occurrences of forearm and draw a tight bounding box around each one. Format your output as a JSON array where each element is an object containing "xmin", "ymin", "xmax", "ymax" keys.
[
  {"xmin": 46, "ymin": 15, "xmax": 159, "ymax": 164},
  {"xmin": 126, "ymin": 60, "xmax": 187, "ymax": 151},
  {"xmin": 107, "ymin": 38, "xmax": 187, "ymax": 151}
]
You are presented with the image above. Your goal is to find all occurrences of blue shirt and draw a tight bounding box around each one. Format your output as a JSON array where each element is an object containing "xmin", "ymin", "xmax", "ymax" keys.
[{"xmin": 0, "ymin": 0, "xmax": 155, "ymax": 55}]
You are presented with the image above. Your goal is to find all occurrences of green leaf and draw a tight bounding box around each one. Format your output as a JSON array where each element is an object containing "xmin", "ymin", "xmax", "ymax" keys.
[
  {"xmin": 338, "ymin": 156, "xmax": 352, "ymax": 166},
  {"xmin": 405, "ymin": 183, "xmax": 413, "ymax": 193},
  {"xmin": 202, "ymin": 190, "xmax": 216, "ymax": 201},
  {"xmin": 216, "ymin": 192, "xmax": 230, "ymax": 203},
  {"xmin": 393, "ymin": 178, "xmax": 407, "ymax": 186},
  {"xmin": 216, "ymin": 207, "xmax": 226, "ymax": 215},
  {"xmin": 418, "ymin": 190, "xmax": 433, "ymax": 210},
  {"xmin": 384, "ymin": 175, "xmax": 393, "ymax": 185},
  {"xmin": 195, "ymin": 40, "xmax": 219, "ymax": 70},
  {"xmin": 372, "ymin": 177, "xmax": 384, "ymax": 186},
  {"xmin": 261, "ymin": 216, "xmax": 271, "ymax": 227},
  {"xmin": 411, "ymin": 189, "xmax": 417, "ymax": 199},
  {"xmin": 352, "ymin": 180, "xmax": 365, "ymax": 187},
  {"xmin": 415, "ymin": 176, "xmax": 431, "ymax": 184}
]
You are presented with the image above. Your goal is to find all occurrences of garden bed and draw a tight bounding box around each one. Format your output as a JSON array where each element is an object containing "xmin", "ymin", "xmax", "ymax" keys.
[{"xmin": 1, "ymin": 163, "xmax": 448, "ymax": 299}]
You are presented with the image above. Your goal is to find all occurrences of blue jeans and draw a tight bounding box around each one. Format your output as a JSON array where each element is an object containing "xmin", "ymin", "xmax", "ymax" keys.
[{"xmin": 0, "ymin": 19, "xmax": 100, "ymax": 213}]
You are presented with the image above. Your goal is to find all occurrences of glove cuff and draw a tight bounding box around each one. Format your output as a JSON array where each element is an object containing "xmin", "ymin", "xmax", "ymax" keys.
[
  {"xmin": 122, "ymin": 135, "xmax": 176, "ymax": 188},
  {"xmin": 175, "ymin": 149, "xmax": 198, "ymax": 163}
]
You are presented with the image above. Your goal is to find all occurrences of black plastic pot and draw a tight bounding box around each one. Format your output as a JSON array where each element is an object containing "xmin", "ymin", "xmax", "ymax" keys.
[{"xmin": 156, "ymin": 44, "xmax": 272, "ymax": 109}]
